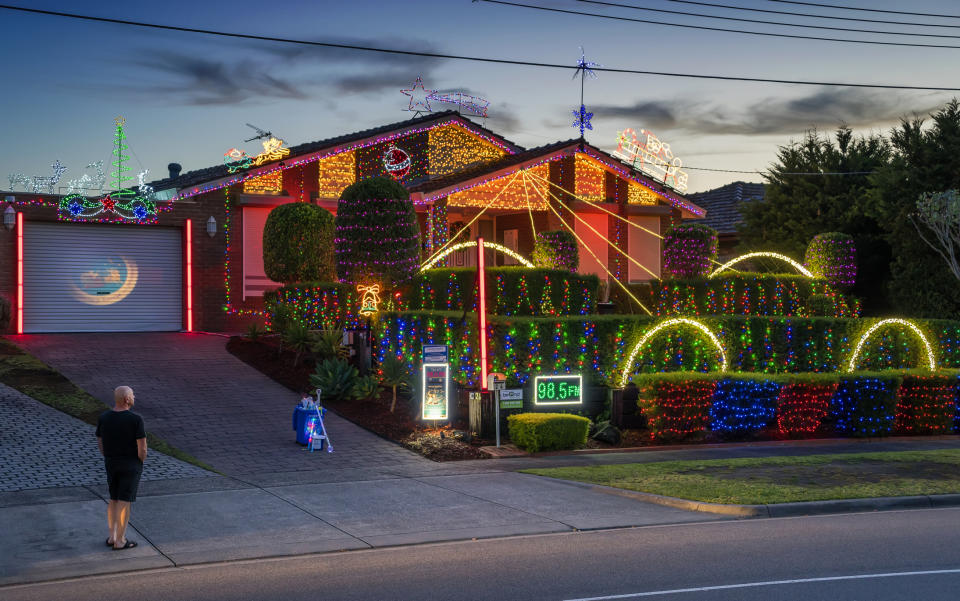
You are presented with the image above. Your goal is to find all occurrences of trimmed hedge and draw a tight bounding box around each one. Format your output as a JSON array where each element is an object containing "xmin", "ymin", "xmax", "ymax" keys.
[
  {"xmin": 263, "ymin": 202, "xmax": 336, "ymax": 284},
  {"xmin": 632, "ymin": 371, "xmax": 960, "ymax": 441},
  {"xmin": 265, "ymin": 282, "xmax": 363, "ymax": 331},
  {"xmin": 507, "ymin": 412, "xmax": 591, "ymax": 452},
  {"xmin": 412, "ymin": 267, "xmax": 598, "ymax": 316},
  {"xmin": 805, "ymin": 232, "xmax": 857, "ymax": 292},
  {"xmin": 662, "ymin": 223, "xmax": 718, "ymax": 278},
  {"xmin": 531, "ymin": 230, "xmax": 579, "ymax": 272},
  {"xmin": 374, "ymin": 311, "xmax": 960, "ymax": 387}
]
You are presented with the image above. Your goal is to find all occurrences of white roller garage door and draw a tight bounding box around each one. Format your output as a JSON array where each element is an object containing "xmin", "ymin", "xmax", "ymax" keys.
[{"xmin": 23, "ymin": 223, "xmax": 182, "ymax": 332}]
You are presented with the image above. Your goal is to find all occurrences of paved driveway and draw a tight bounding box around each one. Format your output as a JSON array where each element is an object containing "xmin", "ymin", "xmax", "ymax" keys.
[{"xmin": 13, "ymin": 333, "xmax": 447, "ymax": 484}]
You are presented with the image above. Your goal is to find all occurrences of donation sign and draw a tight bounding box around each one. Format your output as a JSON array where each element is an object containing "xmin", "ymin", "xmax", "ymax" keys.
[{"xmin": 421, "ymin": 363, "xmax": 449, "ymax": 420}]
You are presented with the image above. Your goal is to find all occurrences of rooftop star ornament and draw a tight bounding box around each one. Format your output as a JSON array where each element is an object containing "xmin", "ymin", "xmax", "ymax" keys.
[
  {"xmin": 573, "ymin": 104, "xmax": 593, "ymax": 137},
  {"xmin": 573, "ymin": 46, "xmax": 601, "ymax": 82},
  {"xmin": 401, "ymin": 76, "xmax": 436, "ymax": 115}
]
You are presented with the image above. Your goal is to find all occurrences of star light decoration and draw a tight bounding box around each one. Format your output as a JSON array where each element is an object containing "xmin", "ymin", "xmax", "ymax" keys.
[
  {"xmin": 571, "ymin": 47, "xmax": 601, "ymax": 138},
  {"xmin": 401, "ymin": 76, "xmax": 436, "ymax": 115}
]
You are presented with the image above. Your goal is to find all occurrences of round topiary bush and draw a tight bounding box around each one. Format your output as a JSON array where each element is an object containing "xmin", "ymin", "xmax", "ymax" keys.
[
  {"xmin": 531, "ymin": 230, "xmax": 579, "ymax": 272},
  {"xmin": 335, "ymin": 176, "xmax": 420, "ymax": 287},
  {"xmin": 805, "ymin": 232, "xmax": 856, "ymax": 291},
  {"xmin": 662, "ymin": 223, "xmax": 718, "ymax": 278},
  {"xmin": 263, "ymin": 202, "xmax": 336, "ymax": 284}
]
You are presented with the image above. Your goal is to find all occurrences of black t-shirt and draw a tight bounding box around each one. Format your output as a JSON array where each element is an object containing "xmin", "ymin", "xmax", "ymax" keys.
[{"xmin": 96, "ymin": 410, "xmax": 146, "ymax": 460}]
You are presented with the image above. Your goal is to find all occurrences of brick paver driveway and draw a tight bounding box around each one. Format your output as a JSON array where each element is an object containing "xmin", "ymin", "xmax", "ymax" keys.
[{"xmin": 14, "ymin": 333, "xmax": 447, "ymax": 484}]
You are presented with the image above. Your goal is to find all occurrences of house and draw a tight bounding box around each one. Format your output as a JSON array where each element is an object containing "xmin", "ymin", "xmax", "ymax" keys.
[
  {"xmin": 687, "ymin": 181, "xmax": 765, "ymax": 259},
  {"xmin": 1, "ymin": 111, "xmax": 704, "ymax": 333}
]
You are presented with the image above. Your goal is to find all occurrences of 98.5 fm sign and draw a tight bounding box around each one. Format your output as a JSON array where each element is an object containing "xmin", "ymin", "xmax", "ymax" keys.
[{"xmin": 533, "ymin": 374, "xmax": 583, "ymax": 406}]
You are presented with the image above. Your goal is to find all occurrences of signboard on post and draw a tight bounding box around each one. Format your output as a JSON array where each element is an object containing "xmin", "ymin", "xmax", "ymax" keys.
[
  {"xmin": 422, "ymin": 363, "xmax": 449, "ymax": 421},
  {"xmin": 534, "ymin": 374, "xmax": 583, "ymax": 406},
  {"xmin": 423, "ymin": 344, "xmax": 448, "ymax": 364},
  {"xmin": 498, "ymin": 388, "xmax": 523, "ymax": 409}
]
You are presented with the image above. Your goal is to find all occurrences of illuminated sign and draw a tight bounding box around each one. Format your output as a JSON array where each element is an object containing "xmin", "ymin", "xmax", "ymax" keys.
[
  {"xmin": 422, "ymin": 363, "xmax": 449, "ymax": 420},
  {"xmin": 613, "ymin": 128, "xmax": 689, "ymax": 193},
  {"xmin": 534, "ymin": 374, "xmax": 583, "ymax": 406},
  {"xmin": 357, "ymin": 283, "xmax": 381, "ymax": 316}
]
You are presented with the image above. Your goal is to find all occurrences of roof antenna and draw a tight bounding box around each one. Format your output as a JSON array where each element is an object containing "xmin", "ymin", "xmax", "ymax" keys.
[{"xmin": 244, "ymin": 123, "xmax": 273, "ymax": 143}]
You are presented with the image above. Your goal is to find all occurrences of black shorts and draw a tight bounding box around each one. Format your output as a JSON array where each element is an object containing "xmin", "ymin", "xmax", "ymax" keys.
[{"xmin": 104, "ymin": 457, "xmax": 143, "ymax": 502}]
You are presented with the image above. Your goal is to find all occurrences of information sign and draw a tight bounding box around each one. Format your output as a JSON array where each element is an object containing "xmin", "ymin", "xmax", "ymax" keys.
[
  {"xmin": 423, "ymin": 344, "xmax": 448, "ymax": 363},
  {"xmin": 421, "ymin": 363, "xmax": 449, "ymax": 420},
  {"xmin": 499, "ymin": 388, "xmax": 523, "ymax": 409},
  {"xmin": 534, "ymin": 374, "xmax": 583, "ymax": 406}
]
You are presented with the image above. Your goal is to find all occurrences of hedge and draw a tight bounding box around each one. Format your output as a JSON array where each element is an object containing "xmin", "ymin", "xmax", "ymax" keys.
[
  {"xmin": 262, "ymin": 202, "xmax": 336, "ymax": 284},
  {"xmin": 265, "ymin": 282, "xmax": 363, "ymax": 331},
  {"xmin": 662, "ymin": 223, "xmax": 718, "ymax": 278},
  {"xmin": 411, "ymin": 267, "xmax": 598, "ymax": 316},
  {"xmin": 373, "ymin": 311, "xmax": 960, "ymax": 387},
  {"xmin": 531, "ymin": 230, "xmax": 579, "ymax": 272},
  {"xmin": 507, "ymin": 412, "xmax": 591, "ymax": 452},
  {"xmin": 632, "ymin": 371, "xmax": 960, "ymax": 441}
]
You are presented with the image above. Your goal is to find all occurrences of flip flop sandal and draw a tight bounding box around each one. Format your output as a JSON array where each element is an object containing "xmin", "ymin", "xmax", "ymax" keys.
[{"xmin": 113, "ymin": 540, "xmax": 137, "ymax": 550}]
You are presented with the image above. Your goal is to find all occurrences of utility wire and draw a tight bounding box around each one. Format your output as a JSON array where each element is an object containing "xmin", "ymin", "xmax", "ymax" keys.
[
  {"xmin": 768, "ymin": 0, "xmax": 960, "ymax": 19},
  {"xmin": 667, "ymin": 0, "xmax": 960, "ymax": 28},
  {"xmin": 577, "ymin": 0, "xmax": 960, "ymax": 38},
  {"xmin": 480, "ymin": 0, "xmax": 960, "ymax": 50},
  {"xmin": 1, "ymin": 4, "xmax": 959, "ymax": 90}
]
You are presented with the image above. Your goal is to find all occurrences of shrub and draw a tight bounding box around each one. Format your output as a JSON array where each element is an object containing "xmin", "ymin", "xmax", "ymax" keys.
[
  {"xmin": 265, "ymin": 282, "xmax": 361, "ymax": 331},
  {"xmin": 531, "ymin": 230, "xmax": 579, "ymax": 272},
  {"xmin": 412, "ymin": 267, "xmax": 598, "ymax": 316},
  {"xmin": 379, "ymin": 355, "xmax": 411, "ymax": 413},
  {"xmin": 507, "ymin": 413, "xmax": 590, "ymax": 452},
  {"xmin": 832, "ymin": 375, "xmax": 901, "ymax": 437},
  {"xmin": 805, "ymin": 232, "xmax": 857, "ymax": 291},
  {"xmin": 283, "ymin": 322, "xmax": 315, "ymax": 365},
  {"xmin": 806, "ymin": 294, "xmax": 835, "ymax": 317},
  {"xmin": 311, "ymin": 329, "xmax": 349, "ymax": 362},
  {"xmin": 262, "ymin": 202, "xmax": 336, "ymax": 284},
  {"xmin": 895, "ymin": 374, "xmax": 957, "ymax": 434},
  {"xmin": 310, "ymin": 359, "xmax": 360, "ymax": 402},
  {"xmin": 335, "ymin": 176, "xmax": 420, "ymax": 287},
  {"xmin": 708, "ymin": 377, "xmax": 781, "ymax": 437},
  {"xmin": 352, "ymin": 375, "xmax": 380, "ymax": 401},
  {"xmin": 776, "ymin": 379, "xmax": 837, "ymax": 437},
  {"xmin": 635, "ymin": 373, "xmax": 718, "ymax": 441},
  {"xmin": 245, "ymin": 322, "xmax": 265, "ymax": 341},
  {"xmin": 662, "ymin": 223, "xmax": 718, "ymax": 278}
]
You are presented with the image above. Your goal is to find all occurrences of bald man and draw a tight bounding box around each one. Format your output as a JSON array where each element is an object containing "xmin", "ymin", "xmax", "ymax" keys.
[{"xmin": 96, "ymin": 386, "xmax": 147, "ymax": 550}]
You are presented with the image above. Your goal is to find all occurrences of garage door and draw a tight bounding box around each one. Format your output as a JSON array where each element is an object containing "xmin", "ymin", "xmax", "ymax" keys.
[{"xmin": 23, "ymin": 223, "xmax": 182, "ymax": 332}]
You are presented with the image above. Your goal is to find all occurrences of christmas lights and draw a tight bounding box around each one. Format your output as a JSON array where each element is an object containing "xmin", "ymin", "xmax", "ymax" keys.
[
  {"xmin": 428, "ymin": 125, "xmax": 505, "ymax": 178},
  {"xmin": 776, "ymin": 381, "xmax": 836, "ymax": 436},
  {"xmin": 317, "ymin": 151, "xmax": 356, "ymax": 199},
  {"xmin": 224, "ymin": 148, "xmax": 254, "ymax": 173},
  {"xmin": 574, "ymin": 155, "xmax": 606, "ymax": 202},
  {"xmin": 804, "ymin": 233, "xmax": 857, "ymax": 291},
  {"xmin": 832, "ymin": 376, "xmax": 899, "ymax": 437},
  {"xmin": 709, "ymin": 377, "xmax": 780, "ymax": 435},
  {"xmin": 638, "ymin": 376, "xmax": 716, "ymax": 441},
  {"xmin": 382, "ymin": 144, "xmax": 412, "ymax": 180},
  {"xmin": 357, "ymin": 284, "xmax": 381, "ymax": 316},
  {"xmin": 710, "ymin": 252, "xmax": 814, "ymax": 278},
  {"xmin": 572, "ymin": 105, "xmax": 594, "ymax": 137},
  {"xmin": 663, "ymin": 224, "xmax": 718, "ymax": 279},
  {"xmin": 400, "ymin": 76, "xmax": 436, "ymax": 113},
  {"xmin": 447, "ymin": 163, "xmax": 550, "ymax": 210},
  {"xmin": 847, "ymin": 319, "xmax": 937, "ymax": 372},
  {"xmin": 895, "ymin": 374, "xmax": 956, "ymax": 434},
  {"xmin": 419, "ymin": 241, "xmax": 534, "ymax": 270},
  {"xmin": 243, "ymin": 170, "xmax": 283, "ymax": 195},
  {"xmin": 613, "ymin": 129, "xmax": 689, "ymax": 193},
  {"xmin": 252, "ymin": 137, "xmax": 290, "ymax": 166},
  {"xmin": 620, "ymin": 318, "xmax": 728, "ymax": 387}
]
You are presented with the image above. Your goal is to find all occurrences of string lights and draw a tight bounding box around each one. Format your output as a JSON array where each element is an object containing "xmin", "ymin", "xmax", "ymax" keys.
[
  {"xmin": 847, "ymin": 318, "xmax": 936, "ymax": 372},
  {"xmin": 620, "ymin": 318, "xmax": 728, "ymax": 387},
  {"xmin": 710, "ymin": 252, "xmax": 814, "ymax": 278}
]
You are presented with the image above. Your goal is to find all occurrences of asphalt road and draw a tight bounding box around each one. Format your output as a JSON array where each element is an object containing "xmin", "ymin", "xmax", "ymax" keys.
[{"xmin": 6, "ymin": 507, "xmax": 960, "ymax": 601}]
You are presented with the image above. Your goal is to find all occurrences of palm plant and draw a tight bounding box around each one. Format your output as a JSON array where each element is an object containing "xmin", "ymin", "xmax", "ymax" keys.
[
  {"xmin": 311, "ymin": 329, "xmax": 349, "ymax": 361},
  {"xmin": 283, "ymin": 323, "xmax": 314, "ymax": 366},
  {"xmin": 245, "ymin": 322, "xmax": 265, "ymax": 342},
  {"xmin": 379, "ymin": 355, "xmax": 410, "ymax": 413},
  {"xmin": 310, "ymin": 358, "xmax": 360, "ymax": 402}
]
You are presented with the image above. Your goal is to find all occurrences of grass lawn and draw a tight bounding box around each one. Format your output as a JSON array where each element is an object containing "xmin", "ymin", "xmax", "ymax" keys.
[
  {"xmin": 523, "ymin": 450, "xmax": 960, "ymax": 504},
  {"xmin": 0, "ymin": 337, "xmax": 215, "ymax": 472}
]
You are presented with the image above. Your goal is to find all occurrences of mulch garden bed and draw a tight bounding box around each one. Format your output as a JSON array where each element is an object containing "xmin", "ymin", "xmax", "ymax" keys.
[{"xmin": 226, "ymin": 336, "xmax": 487, "ymax": 461}]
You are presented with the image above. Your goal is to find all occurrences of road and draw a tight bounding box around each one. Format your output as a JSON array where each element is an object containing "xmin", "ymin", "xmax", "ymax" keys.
[{"xmin": 5, "ymin": 507, "xmax": 960, "ymax": 601}]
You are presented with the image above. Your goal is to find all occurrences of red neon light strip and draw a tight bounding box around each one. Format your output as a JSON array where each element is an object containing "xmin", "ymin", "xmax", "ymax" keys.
[
  {"xmin": 16, "ymin": 213, "xmax": 22, "ymax": 334},
  {"xmin": 477, "ymin": 237, "xmax": 488, "ymax": 391},
  {"xmin": 185, "ymin": 219, "xmax": 193, "ymax": 332}
]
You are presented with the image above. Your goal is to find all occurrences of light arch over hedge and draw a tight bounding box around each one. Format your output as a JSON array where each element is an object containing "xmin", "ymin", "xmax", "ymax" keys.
[
  {"xmin": 419, "ymin": 241, "xmax": 534, "ymax": 271},
  {"xmin": 846, "ymin": 318, "xmax": 937, "ymax": 372},
  {"xmin": 619, "ymin": 317, "xmax": 728, "ymax": 388},
  {"xmin": 709, "ymin": 252, "xmax": 813, "ymax": 278}
]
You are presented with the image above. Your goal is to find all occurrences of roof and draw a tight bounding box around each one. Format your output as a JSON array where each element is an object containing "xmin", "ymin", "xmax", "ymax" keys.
[
  {"xmin": 687, "ymin": 181, "xmax": 765, "ymax": 234},
  {"xmin": 149, "ymin": 110, "xmax": 522, "ymax": 191}
]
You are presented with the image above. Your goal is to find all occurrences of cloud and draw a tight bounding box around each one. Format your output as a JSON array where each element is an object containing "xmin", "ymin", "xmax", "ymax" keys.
[
  {"xmin": 591, "ymin": 89, "xmax": 947, "ymax": 136},
  {"xmin": 124, "ymin": 35, "xmax": 446, "ymax": 105}
]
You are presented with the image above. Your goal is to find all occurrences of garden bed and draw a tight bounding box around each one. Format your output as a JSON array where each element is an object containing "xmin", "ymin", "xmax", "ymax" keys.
[{"xmin": 226, "ymin": 336, "xmax": 487, "ymax": 461}]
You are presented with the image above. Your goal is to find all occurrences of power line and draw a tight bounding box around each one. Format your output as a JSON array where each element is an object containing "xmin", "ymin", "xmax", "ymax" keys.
[
  {"xmin": 768, "ymin": 0, "xmax": 960, "ymax": 19},
  {"xmin": 577, "ymin": 0, "xmax": 960, "ymax": 38},
  {"xmin": 667, "ymin": 0, "xmax": 960, "ymax": 28},
  {"xmin": 480, "ymin": 0, "xmax": 960, "ymax": 49},
  {"xmin": 1, "ymin": 3, "xmax": 959, "ymax": 91}
]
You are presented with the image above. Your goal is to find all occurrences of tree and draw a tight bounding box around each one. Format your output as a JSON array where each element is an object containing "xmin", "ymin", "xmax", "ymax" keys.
[
  {"xmin": 739, "ymin": 127, "xmax": 891, "ymax": 312},
  {"xmin": 263, "ymin": 202, "xmax": 336, "ymax": 284},
  {"xmin": 868, "ymin": 100, "xmax": 960, "ymax": 318},
  {"xmin": 531, "ymin": 230, "xmax": 579, "ymax": 271},
  {"xmin": 335, "ymin": 177, "xmax": 420, "ymax": 287},
  {"xmin": 913, "ymin": 190, "xmax": 960, "ymax": 282}
]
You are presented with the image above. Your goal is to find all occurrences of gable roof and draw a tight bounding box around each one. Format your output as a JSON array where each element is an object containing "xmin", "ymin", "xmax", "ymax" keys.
[
  {"xmin": 687, "ymin": 181, "xmax": 765, "ymax": 234},
  {"xmin": 150, "ymin": 110, "xmax": 521, "ymax": 193}
]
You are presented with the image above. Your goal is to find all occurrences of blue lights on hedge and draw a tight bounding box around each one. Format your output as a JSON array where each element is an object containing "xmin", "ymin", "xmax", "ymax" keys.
[
  {"xmin": 709, "ymin": 378, "xmax": 780, "ymax": 436},
  {"xmin": 832, "ymin": 377, "xmax": 898, "ymax": 437}
]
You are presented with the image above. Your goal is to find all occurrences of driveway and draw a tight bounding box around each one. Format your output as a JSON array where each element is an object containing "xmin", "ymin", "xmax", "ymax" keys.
[{"xmin": 13, "ymin": 333, "xmax": 453, "ymax": 484}]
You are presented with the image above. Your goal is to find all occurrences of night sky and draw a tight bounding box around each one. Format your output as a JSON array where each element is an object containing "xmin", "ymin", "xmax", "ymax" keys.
[{"xmin": 2, "ymin": 0, "xmax": 958, "ymax": 193}]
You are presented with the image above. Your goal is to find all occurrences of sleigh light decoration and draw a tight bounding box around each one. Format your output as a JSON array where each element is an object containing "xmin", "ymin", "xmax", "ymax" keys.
[{"xmin": 612, "ymin": 128, "xmax": 689, "ymax": 193}]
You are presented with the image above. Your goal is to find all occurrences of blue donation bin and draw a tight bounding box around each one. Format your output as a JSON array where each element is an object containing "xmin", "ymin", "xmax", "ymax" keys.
[{"xmin": 293, "ymin": 406, "xmax": 326, "ymax": 447}]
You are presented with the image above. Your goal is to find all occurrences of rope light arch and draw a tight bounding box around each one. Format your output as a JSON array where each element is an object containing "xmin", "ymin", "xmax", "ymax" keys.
[
  {"xmin": 709, "ymin": 252, "xmax": 813, "ymax": 278},
  {"xmin": 846, "ymin": 318, "xmax": 937, "ymax": 372},
  {"xmin": 619, "ymin": 318, "xmax": 728, "ymax": 387},
  {"xmin": 419, "ymin": 240, "xmax": 534, "ymax": 271}
]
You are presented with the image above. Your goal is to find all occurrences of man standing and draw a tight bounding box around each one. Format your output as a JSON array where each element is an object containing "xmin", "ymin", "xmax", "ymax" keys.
[{"xmin": 96, "ymin": 385, "xmax": 147, "ymax": 550}]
